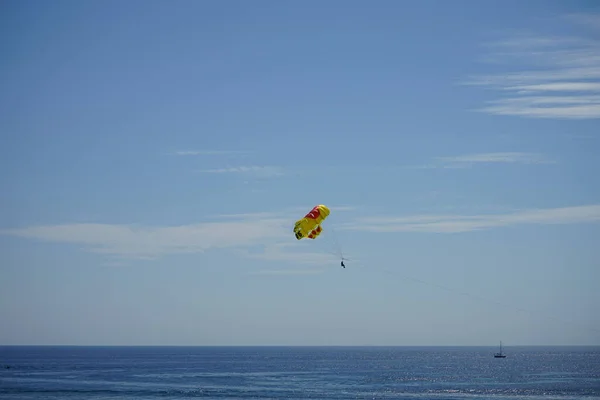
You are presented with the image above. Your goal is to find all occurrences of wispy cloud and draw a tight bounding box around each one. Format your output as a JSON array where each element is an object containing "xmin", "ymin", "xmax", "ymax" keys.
[
  {"xmin": 1, "ymin": 217, "xmax": 285, "ymax": 260},
  {"xmin": 3, "ymin": 203, "xmax": 597, "ymax": 263},
  {"xmin": 565, "ymin": 13, "xmax": 600, "ymax": 31},
  {"xmin": 237, "ymin": 242, "xmax": 338, "ymax": 265},
  {"xmin": 340, "ymin": 204, "xmax": 600, "ymax": 234},
  {"xmin": 172, "ymin": 150, "xmax": 249, "ymax": 156},
  {"xmin": 0, "ymin": 207, "xmax": 346, "ymax": 263},
  {"xmin": 409, "ymin": 152, "xmax": 553, "ymax": 169},
  {"xmin": 199, "ymin": 166, "xmax": 284, "ymax": 178},
  {"xmin": 247, "ymin": 268, "xmax": 326, "ymax": 276},
  {"xmin": 463, "ymin": 13, "xmax": 600, "ymax": 119},
  {"xmin": 330, "ymin": 205, "xmax": 356, "ymax": 212},
  {"xmin": 213, "ymin": 205, "xmax": 355, "ymax": 221},
  {"xmin": 437, "ymin": 152, "xmax": 553, "ymax": 166}
]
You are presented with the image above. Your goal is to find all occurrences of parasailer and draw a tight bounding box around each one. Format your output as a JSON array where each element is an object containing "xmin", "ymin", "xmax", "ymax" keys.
[{"xmin": 293, "ymin": 204, "xmax": 347, "ymax": 268}]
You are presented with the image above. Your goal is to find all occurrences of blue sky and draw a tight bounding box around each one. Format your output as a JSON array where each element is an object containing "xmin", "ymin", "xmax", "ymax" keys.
[{"xmin": 1, "ymin": 0, "xmax": 599, "ymax": 346}]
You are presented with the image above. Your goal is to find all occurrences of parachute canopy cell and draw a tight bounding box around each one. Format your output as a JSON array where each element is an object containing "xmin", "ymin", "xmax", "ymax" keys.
[{"xmin": 293, "ymin": 204, "xmax": 330, "ymax": 240}]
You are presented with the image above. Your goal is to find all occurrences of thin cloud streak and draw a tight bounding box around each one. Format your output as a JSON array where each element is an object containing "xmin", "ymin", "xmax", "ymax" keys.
[
  {"xmin": 331, "ymin": 205, "xmax": 356, "ymax": 212},
  {"xmin": 1, "ymin": 208, "xmax": 344, "ymax": 264},
  {"xmin": 437, "ymin": 152, "xmax": 552, "ymax": 165},
  {"xmin": 506, "ymin": 82, "xmax": 600, "ymax": 92},
  {"xmin": 478, "ymin": 102, "xmax": 600, "ymax": 119},
  {"xmin": 1, "ymin": 216, "xmax": 290, "ymax": 260},
  {"xmin": 172, "ymin": 150, "xmax": 250, "ymax": 156},
  {"xmin": 240, "ymin": 243, "xmax": 338, "ymax": 265},
  {"xmin": 464, "ymin": 13, "xmax": 600, "ymax": 119},
  {"xmin": 466, "ymin": 68, "xmax": 600, "ymax": 86},
  {"xmin": 341, "ymin": 204, "xmax": 600, "ymax": 233},
  {"xmin": 200, "ymin": 166, "xmax": 284, "ymax": 177},
  {"xmin": 214, "ymin": 205, "xmax": 355, "ymax": 221},
  {"xmin": 4, "ymin": 204, "xmax": 596, "ymax": 261},
  {"xmin": 408, "ymin": 152, "xmax": 554, "ymax": 169},
  {"xmin": 247, "ymin": 269, "xmax": 325, "ymax": 276},
  {"xmin": 565, "ymin": 13, "xmax": 600, "ymax": 30}
]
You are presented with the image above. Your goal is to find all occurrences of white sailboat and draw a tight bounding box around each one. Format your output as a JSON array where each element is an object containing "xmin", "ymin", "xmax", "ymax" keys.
[{"xmin": 494, "ymin": 341, "xmax": 506, "ymax": 358}]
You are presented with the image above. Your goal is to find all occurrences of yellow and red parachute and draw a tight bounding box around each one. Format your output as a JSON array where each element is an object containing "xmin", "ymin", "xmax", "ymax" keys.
[{"xmin": 293, "ymin": 204, "xmax": 330, "ymax": 240}]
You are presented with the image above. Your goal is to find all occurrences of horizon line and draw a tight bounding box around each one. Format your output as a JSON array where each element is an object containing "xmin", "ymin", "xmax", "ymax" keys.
[{"xmin": 1, "ymin": 344, "xmax": 598, "ymax": 347}]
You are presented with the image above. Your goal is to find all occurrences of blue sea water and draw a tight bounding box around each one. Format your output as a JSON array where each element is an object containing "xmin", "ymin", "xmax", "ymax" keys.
[{"xmin": 1, "ymin": 346, "xmax": 599, "ymax": 399}]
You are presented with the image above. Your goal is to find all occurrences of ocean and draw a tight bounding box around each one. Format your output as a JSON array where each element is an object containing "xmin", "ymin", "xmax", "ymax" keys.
[{"xmin": 1, "ymin": 346, "xmax": 599, "ymax": 399}]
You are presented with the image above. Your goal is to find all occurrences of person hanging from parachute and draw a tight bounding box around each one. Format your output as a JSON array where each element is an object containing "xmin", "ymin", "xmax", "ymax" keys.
[{"xmin": 293, "ymin": 204, "xmax": 347, "ymax": 268}]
